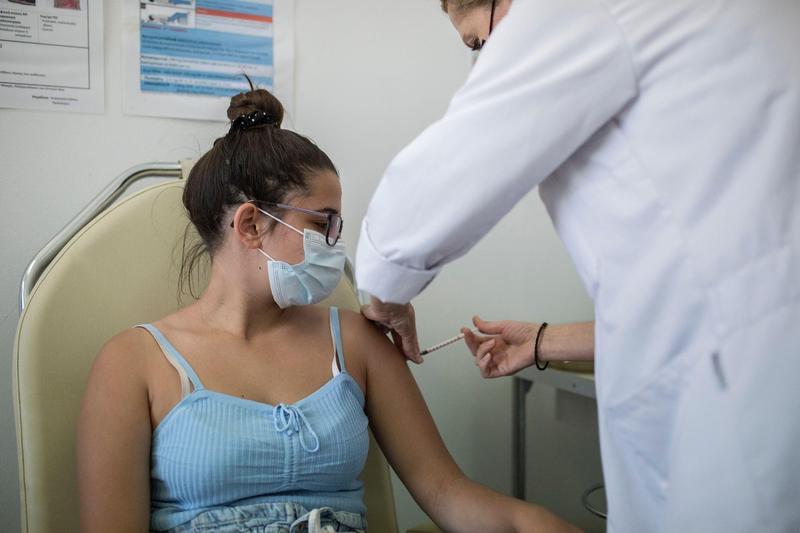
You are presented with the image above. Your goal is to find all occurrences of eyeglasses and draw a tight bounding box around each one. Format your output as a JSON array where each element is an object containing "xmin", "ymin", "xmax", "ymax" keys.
[
  {"xmin": 256, "ymin": 201, "xmax": 344, "ymax": 247},
  {"xmin": 475, "ymin": 0, "xmax": 497, "ymax": 51}
]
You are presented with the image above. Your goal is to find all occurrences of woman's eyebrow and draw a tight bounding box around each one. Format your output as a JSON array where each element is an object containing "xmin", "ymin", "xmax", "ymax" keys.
[{"xmin": 314, "ymin": 207, "xmax": 340, "ymax": 215}]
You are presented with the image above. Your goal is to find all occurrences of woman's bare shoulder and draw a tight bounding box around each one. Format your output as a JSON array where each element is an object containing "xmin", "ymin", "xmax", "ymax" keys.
[
  {"xmin": 336, "ymin": 308, "xmax": 405, "ymax": 365},
  {"xmin": 90, "ymin": 325, "xmax": 162, "ymax": 384}
]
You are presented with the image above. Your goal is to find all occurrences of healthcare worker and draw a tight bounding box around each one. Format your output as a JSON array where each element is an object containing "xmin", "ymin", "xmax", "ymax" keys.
[{"xmin": 357, "ymin": 0, "xmax": 800, "ymax": 531}]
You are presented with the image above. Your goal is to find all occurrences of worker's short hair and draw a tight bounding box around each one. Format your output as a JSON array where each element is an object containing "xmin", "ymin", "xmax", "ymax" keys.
[{"xmin": 439, "ymin": 0, "xmax": 493, "ymax": 14}]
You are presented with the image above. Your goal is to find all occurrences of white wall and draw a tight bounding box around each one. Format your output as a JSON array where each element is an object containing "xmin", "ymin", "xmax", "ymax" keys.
[{"xmin": 0, "ymin": 1, "xmax": 603, "ymax": 531}]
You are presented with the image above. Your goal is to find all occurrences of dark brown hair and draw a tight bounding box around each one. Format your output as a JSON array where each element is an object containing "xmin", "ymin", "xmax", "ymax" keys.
[{"xmin": 179, "ymin": 85, "xmax": 337, "ymax": 298}]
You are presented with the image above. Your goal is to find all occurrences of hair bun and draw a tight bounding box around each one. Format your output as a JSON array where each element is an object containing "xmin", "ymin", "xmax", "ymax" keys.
[{"xmin": 227, "ymin": 88, "xmax": 284, "ymax": 127}]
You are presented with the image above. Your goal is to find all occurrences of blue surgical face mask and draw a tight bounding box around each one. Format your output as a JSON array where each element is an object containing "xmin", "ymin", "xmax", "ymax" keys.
[{"xmin": 256, "ymin": 207, "xmax": 346, "ymax": 309}]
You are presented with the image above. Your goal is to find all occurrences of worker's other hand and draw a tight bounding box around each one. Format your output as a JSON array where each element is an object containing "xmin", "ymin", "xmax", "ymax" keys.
[
  {"xmin": 361, "ymin": 296, "xmax": 422, "ymax": 364},
  {"xmin": 462, "ymin": 316, "xmax": 538, "ymax": 378}
]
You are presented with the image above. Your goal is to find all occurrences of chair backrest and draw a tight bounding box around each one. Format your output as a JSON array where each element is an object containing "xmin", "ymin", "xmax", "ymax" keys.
[{"xmin": 13, "ymin": 178, "xmax": 397, "ymax": 532}]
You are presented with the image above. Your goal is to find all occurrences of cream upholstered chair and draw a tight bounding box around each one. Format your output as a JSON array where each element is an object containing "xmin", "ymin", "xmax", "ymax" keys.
[{"xmin": 13, "ymin": 163, "xmax": 439, "ymax": 532}]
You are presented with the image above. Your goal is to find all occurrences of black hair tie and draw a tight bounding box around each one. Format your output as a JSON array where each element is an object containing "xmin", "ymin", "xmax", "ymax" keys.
[{"xmin": 230, "ymin": 110, "xmax": 278, "ymax": 133}]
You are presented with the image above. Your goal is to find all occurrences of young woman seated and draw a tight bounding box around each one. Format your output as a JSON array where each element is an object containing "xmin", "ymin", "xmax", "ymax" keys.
[{"xmin": 77, "ymin": 87, "xmax": 576, "ymax": 533}]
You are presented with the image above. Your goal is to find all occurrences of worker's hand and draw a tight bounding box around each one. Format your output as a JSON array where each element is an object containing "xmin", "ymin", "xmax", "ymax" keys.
[
  {"xmin": 462, "ymin": 316, "xmax": 539, "ymax": 378},
  {"xmin": 361, "ymin": 296, "xmax": 422, "ymax": 364}
]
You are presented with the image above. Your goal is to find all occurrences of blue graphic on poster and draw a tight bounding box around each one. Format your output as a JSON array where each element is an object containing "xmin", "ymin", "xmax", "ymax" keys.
[{"xmin": 139, "ymin": 0, "xmax": 273, "ymax": 97}]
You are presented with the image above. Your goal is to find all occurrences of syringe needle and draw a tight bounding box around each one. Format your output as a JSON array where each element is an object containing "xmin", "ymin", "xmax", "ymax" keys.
[{"xmin": 420, "ymin": 330, "xmax": 475, "ymax": 355}]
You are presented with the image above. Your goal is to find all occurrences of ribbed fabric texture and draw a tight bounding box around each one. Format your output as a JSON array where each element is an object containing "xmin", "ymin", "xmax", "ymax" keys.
[{"xmin": 137, "ymin": 307, "xmax": 369, "ymax": 531}]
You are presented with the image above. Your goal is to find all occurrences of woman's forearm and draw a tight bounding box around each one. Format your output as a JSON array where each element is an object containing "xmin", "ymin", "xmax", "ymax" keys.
[
  {"xmin": 539, "ymin": 321, "xmax": 595, "ymax": 362},
  {"xmin": 432, "ymin": 475, "xmax": 578, "ymax": 533},
  {"xmin": 436, "ymin": 475, "xmax": 518, "ymax": 532}
]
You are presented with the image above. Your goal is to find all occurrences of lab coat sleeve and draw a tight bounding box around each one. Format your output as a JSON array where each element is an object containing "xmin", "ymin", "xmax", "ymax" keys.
[{"xmin": 356, "ymin": 0, "xmax": 638, "ymax": 303}]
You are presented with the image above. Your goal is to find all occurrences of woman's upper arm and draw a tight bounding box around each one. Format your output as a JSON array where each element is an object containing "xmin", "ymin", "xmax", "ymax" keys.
[
  {"xmin": 341, "ymin": 312, "xmax": 463, "ymax": 519},
  {"xmin": 77, "ymin": 330, "xmax": 152, "ymax": 533}
]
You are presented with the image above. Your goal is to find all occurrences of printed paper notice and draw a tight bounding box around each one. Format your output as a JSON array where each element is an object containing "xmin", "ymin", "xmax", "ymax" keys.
[
  {"xmin": 124, "ymin": 0, "xmax": 294, "ymax": 121},
  {"xmin": 0, "ymin": 0, "xmax": 104, "ymax": 113}
]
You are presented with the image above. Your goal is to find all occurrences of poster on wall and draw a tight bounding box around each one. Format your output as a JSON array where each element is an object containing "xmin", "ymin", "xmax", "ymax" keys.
[
  {"xmin": 123, "ymin": 0, "xmax": 293, "ymax": 122},
  {"xmin": 0, "ymin": 0, "xmax": 104, "ymax": 113}
]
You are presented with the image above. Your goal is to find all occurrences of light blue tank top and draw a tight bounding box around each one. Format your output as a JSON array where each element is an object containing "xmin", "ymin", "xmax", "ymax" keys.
[{"xmin": 136, "ymin": 307, "xmax": 369, "ymax": 531}]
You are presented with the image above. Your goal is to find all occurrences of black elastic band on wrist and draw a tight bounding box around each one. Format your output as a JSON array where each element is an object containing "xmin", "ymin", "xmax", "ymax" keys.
[{"xmin": 534, "ymin": 322, "xmax": 549, "ymax": 371}]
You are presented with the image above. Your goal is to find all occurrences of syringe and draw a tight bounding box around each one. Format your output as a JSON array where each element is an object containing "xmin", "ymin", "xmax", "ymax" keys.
[{"xmin": 420, "ymin": 329, "xmax": 477, "ymax": 355}]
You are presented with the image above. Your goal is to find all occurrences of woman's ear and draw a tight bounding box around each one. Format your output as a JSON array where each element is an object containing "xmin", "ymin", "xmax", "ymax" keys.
[{"xmin": 232, "ymin": 203, "xmax": 267, "ymax": 249}]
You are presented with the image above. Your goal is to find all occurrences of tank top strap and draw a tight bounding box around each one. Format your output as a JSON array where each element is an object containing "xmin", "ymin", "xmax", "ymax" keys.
[
  {"xmin": 135, "ymin": 324, "xmax": 205, "ymax": 392},
  {"xmin": 328, "ymin": 307, "xmax": 348, "ymax": 374}
]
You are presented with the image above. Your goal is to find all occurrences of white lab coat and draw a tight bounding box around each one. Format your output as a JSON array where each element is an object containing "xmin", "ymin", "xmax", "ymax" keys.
[{"xmin": 355, "ymin": 0, "xmax": 800, "ymax": 530}]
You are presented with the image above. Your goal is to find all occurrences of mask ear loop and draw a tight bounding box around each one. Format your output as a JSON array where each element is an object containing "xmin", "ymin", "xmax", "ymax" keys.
[
  {"xmin": 257, "ymin": 249, "xmax": 276, "ymax": 261},
  {"xmin": 254, "ymin": 204, "xmax": 304, "ymax": 262},
  {"xmin": 255, "ymin": 206, "xmax": 304, "ymax": 236}
]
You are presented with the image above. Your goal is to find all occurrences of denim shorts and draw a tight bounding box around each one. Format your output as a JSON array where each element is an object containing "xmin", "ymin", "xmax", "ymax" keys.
[{"xmin": 166, "ymin": 502, "xmax": 367, "ymax": 533}]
